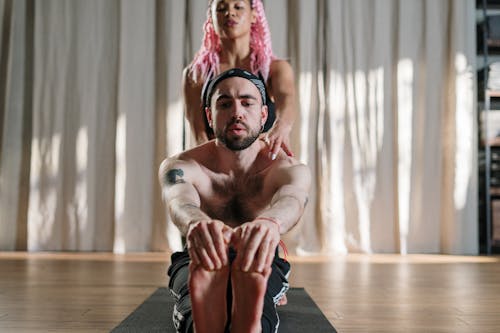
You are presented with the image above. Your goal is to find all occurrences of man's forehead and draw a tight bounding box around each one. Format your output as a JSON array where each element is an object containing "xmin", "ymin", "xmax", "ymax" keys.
[
  {"xmin": 203, "ymin": 68, "xmax": 267, "ymax": 107},
  {"xmin": 213, "ymin": 77, "xmax": 261, "ymax": 98},
  {"xmin": 214, "ymin": 0, "xmax": 251, "ymax": 6}
]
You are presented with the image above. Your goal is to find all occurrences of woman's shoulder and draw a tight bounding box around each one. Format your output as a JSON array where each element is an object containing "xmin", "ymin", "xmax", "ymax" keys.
[
  {"xmin": 270, "ymin": 58, "xmax": 293, "ymax": 72},
  {"xmin": 269, "ymin": 59, "xmax": 294, "ymax": 81},
  {"xmin": 266, "ymin": 59, "xmax": 295, "ymax": 91}
]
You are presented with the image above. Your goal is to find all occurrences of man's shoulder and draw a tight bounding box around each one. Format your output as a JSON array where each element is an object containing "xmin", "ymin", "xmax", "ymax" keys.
[
  {"xmin": 269, "ymin": 153, "xmax": 310, "ymax": 175},
  {"xmin": 259, "ymin": 152, "xmax": 307, "ymax": 178},
  {"xmin": 279, "ymin": 158, "xmax": 309, "ymax": 174},
  {"xmin": 267, "ymin": 155, "xmax": 311, "ymax": 192},
  {"xmin": 160, "ymin": 142, "xmax": 215, "ymax": 174},
  {"xmin": 159, "ymin": 154, "xmax": 193, "ymax": 173},
  {"xmin": 271, "ymin": 151, "xmax": 306, "ymax": 167}
]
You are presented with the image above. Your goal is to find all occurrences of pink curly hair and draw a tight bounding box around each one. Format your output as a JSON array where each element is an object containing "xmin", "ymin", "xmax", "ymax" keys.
[{"xmin": 190, "ymin": 0, "xmax": 275, "ymax": 83}]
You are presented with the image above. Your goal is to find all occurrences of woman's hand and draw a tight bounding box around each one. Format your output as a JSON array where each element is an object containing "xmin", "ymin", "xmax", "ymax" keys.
[{"xmin": 262, "ymin": 120, "xmax": 293, "ymax": 160}]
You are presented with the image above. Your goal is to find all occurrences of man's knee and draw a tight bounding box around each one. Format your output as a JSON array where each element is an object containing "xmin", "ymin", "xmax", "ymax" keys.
[
  {"xmin": 173, "ymin": 300, "xmax": 193, "ymax": 333},
  {"xmin": 168, "ymin": 251, "xmax": 193, "ymax": 333}
]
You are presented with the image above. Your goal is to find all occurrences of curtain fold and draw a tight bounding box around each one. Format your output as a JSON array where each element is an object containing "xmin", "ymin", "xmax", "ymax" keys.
[
  {"xmin": 0, "ymin": 0, "xmax": 477, "ymax": 254},
  {"xmin": 0, "ymin": 0, "xmax": 33, "ymax": 250}
]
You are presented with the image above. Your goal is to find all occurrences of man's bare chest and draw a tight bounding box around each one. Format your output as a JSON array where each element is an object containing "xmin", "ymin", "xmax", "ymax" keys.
[{"xmin": 197, "ymin": 174, "xmax": 273, "ymax": 224}]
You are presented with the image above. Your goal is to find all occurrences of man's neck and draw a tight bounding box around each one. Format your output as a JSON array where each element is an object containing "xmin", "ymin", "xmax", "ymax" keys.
[{"xmin": 213, "ymin": 140, "xmax": 263, "ymax": 174}]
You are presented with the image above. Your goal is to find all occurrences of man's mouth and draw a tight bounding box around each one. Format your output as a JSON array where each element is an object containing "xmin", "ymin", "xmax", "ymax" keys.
[{"xmin": 227, "ymin": 123, "xmax": 247, "ymax": 134}]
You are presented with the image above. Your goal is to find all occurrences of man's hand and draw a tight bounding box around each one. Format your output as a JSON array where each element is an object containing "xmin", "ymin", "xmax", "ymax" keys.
[
  {"xmin": 231, "ymin": 218, "xmax": 280, "ymax": 273},
  {"xmin": 186, "ymin": 220, "xmax": 233, "ymax": 271}
]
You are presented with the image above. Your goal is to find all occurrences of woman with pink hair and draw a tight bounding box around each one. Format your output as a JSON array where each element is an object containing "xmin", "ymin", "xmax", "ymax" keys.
[{"xmin": 183, "ymin": 0, "xmax": 296, "ymax": 159}]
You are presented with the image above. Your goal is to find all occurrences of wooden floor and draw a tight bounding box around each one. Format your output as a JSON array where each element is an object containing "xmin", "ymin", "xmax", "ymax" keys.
[{"xmin": 1, "ymin": 252, "xmax": 500, "ymax": 333}]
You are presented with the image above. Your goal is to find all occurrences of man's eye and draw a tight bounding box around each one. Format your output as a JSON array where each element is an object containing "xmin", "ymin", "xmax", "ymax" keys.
[
  {"xmin": 242, "ymin": 101, "xmax": 254, "ymax": 107},
  {"xmin": 218, "ymin": 102, "xmax": 232, "ymax": 108}
]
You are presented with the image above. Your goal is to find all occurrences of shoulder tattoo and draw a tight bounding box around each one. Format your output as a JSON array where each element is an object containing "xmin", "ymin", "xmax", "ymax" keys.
[{"xmin": 165, "ymin": 168, "xmax": 185, "ymax": 185}]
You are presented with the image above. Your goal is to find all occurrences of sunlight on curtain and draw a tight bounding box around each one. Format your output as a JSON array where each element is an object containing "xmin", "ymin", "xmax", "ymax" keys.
[
  {"xmin": 113, "ymin": 113, "xmax": 127, "ymax": 254},
  {"xmin": 74, "ymin": 126, "xmax": 88, "ymax": 243},
  {"xmin": 296, "ymin": 67, "xmax": 325, "ymax": 256},
  {"xmin": 166, "ymin": 100, "xmax": 184, "ymax": 157},
  {"xmin": 346, "ymin": 68, "xmax": 384, "ymax": 254},
  {"xmin": 28, "ymin": 133, "xmax": 61, "ymax": 250},
  {"xmin": 325, "ymin": 69, "xmax": 347, "ymax": 254},
  {"xmin": 299, "ymin": 71, "xmax": 313, "ymax": 164},
  {"xmin": 396, "ymin": 58, "xmax": 414, "ymax": 255},
  {"xmin": 165, "ymin": 99, "xmax": 184, "ymax": 252},
  {"xmin": 454, "ymin": 53, "xmax": 474, "ymax": 210}
]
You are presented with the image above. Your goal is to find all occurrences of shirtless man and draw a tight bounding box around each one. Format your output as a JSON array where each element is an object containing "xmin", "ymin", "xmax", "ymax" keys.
[{"xmin": 159, "ymin": 68, "xmax": 310, "ymax": 333}]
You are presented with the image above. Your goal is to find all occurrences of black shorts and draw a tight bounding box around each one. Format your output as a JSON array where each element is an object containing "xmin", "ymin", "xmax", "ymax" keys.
[{"xmin": 167, "ymin": 247, "xmax": 290, "ymax": 333}]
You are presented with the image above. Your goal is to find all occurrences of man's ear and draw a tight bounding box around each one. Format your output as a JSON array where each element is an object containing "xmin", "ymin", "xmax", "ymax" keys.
[
  {"xmin": 205, "ymin": 106, "xmax": 213, "ymax": 128},
  {"xmin": 261, "ymin": 105, "xmax": 268, "ymax": 128}
]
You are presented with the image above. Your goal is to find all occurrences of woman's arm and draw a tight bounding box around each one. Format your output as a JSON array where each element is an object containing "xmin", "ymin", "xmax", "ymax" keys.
[
  {"xmin": 265, "ymin": 60, "xmax": 297, "ymax": 158},
  {"xmin": 182, "ymin": 67, "xmax": 210, "ymax": 145}
]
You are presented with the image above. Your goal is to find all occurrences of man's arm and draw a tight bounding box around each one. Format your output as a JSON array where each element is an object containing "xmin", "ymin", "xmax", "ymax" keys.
[
  {"xmin": 159, "ymin": 158, "xmax": 209, "ymax": 235},
  {"xmin": 257, "ymin": 163, "xmax": 311, "ymax": 233},
  {"xmin": 159, "ymin": 158, "xmax": 230, "ymax": 270},
  {"xmin": 233, "ymin": 162, "xmax": 311, "ymax": 273}
]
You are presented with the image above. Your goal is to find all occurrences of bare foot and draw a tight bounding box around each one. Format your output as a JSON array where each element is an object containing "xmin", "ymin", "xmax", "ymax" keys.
[
  {"xmin": 277, "ymin": 293, "xmax": 288, "ymax": 306},
  {"xmin": 230, "ymin": 266, "xmax": 271, "ymax": 333},
  {"xmin": 189, "ymin": 262, "xmax": 230, "ymax": 333}
]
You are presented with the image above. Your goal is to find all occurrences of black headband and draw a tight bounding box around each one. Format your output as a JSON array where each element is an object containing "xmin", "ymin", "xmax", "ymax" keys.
[{"xmin": 202, "ymin": 68, "xmax": 267, "ymax": 108}]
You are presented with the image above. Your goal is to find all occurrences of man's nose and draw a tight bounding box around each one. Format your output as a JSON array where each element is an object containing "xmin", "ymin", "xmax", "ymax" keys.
[{"xmin": 231, "ymin": 102, "xmax": 245, "ymax": 118}]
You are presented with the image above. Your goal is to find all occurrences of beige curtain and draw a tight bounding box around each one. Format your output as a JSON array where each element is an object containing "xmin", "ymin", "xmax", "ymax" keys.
[
  {"xmin": 0, "ymin": 0, "xmax": 477, "ymax": 254},
  {"xmin": 288, "ymin": 0, "xmax": 477, "ymax": 254}
]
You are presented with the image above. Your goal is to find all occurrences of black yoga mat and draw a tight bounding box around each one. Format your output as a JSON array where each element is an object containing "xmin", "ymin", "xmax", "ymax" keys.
[{"xmin": 111, "ymin": 287, "xmax": 336, "ymax": 332}]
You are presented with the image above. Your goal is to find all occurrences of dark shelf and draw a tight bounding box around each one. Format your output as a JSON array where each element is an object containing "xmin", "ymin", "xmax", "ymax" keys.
[
  {"xmin": 477, "ymin": 1, "xmax": 500, "ymax": 10},
  {"xmin": 477, "ymin": 1, "xmax": 500, "ymax": 254}
]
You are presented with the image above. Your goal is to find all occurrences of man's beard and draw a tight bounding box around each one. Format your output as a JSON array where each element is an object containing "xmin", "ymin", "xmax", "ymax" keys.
[{"xmin": 216, "ymin": 120, "xmax": 261, "ymax": 151}]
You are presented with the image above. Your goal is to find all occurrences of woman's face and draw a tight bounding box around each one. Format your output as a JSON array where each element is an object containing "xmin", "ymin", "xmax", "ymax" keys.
[{"xmin": 211, "ymin": 0, "xmax": 256, "ymax": 40}]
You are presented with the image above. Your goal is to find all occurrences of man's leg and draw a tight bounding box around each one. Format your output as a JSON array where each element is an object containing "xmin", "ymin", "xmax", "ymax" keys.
[
  {"xmin": 168, "ymin": 250, "xmax": 231, "ymax": 333},
  {"xmin": 170, "ymin": 249, "xmax": 289, "ymax": 333},
  {"xmin": 229, "ymin": 251, "xmax": 290, "ymax": 333},
  {"xmin": 189, "ymin": 263, "xmax": 230, "ymax": 333},
  {"xmin": 230, "ymin": 266, "xmax": 271, "ymax": 333},
  {"xmin": 168, "ymin": 251, "xmax": 194, "ymax": 333}
]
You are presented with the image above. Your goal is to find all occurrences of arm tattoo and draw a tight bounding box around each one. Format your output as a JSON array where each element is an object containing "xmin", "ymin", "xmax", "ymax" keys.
[{"xmin": 165, "ymin": 168, "xmax": 185, "ymax": 185}]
